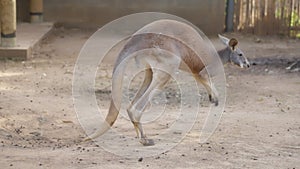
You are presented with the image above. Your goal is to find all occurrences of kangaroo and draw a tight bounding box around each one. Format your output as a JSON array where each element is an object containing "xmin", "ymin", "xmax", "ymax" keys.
[{"xmin": 84, "ymin": 19, "xmax": 250, "ymax": 146}]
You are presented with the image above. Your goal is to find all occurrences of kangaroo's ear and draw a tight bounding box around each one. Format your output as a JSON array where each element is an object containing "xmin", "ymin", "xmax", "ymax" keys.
[
  {"xmin": 218, "ymin": 34, "xmax": 230, "ymax": 46},
  {"xmin": 228, "ymin": 38, "xmax": 238, "ymax": 50}
]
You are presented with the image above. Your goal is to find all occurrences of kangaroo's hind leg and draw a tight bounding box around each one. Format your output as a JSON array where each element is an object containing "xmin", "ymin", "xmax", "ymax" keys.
[
  {"xmin": 127, "ymin": 69, "xmax": 171, "ymax": 146},
  {"xmin": 127, "ymin": 67, "xmax": 153, "ymax": 139}
]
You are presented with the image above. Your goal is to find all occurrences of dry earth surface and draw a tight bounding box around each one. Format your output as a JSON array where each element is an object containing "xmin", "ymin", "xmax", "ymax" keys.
[{"xmin": 0, "ymin": 27, "xmax": 299, "ymax": 169}]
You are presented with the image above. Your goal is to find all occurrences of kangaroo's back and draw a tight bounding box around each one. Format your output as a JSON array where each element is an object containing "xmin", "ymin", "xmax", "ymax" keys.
[{"xmin": 115, "ymin": 19, "xmax": 210, "ymax": 74}]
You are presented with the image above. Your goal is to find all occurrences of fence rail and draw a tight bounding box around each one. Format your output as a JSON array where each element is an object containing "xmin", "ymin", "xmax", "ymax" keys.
[{"xmin": 234, "ymin": 0, "xmax": 300, "ymax": 37}]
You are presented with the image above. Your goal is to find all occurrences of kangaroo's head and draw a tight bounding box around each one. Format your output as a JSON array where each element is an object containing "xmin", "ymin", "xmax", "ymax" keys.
[{"xmin": 218, "ymin": 34, "xmax": 250, "ymax": 68}]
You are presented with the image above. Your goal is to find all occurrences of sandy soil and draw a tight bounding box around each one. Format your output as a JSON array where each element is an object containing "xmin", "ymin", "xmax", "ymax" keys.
[{"xmin": 0, "ymin": 27, "xmax": 299, "ymax": 169}]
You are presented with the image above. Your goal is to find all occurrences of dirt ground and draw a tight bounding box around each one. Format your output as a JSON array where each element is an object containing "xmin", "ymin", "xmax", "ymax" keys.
[{"xmin": 0, "ymin": 27, "xmax": 299, "ymax": 169}]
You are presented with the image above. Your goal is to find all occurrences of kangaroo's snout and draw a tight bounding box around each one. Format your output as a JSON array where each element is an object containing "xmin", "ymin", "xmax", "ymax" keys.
[
  {"xmin": 242, "ymin": 60, "xmax": 250, "ymax": 68},
  {"xmin": 244, "ymin": 59, "xmax": 250, "ymax": 68},
  {"xmin": 245, "ymin": 62, "xmax": 250, "ymax": 68}
]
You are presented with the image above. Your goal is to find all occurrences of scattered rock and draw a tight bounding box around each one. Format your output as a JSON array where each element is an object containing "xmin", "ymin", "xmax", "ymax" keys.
[
  {"xmin": 62, "ymin": 120, "xmax": 73, "ymax": 124},
  {"xmin": 173, "ymin": 131, "xmax": 182, "ymax": 135},
  {"xmin": 29, "ymin": 132, "xmax": 41, "ymax": 137},
  {"xmin": 254, "ymin": 38, "xmax": 262, "ymax": 43}
]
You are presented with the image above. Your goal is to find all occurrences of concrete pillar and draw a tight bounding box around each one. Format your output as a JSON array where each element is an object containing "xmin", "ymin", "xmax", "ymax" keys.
[
  {"xmin": 0, "ymin": 0, "xmax": 16, "ymax": 47},
  {"xmin": 30, "ymin": 0, "xmax": 43, "ymax": 23}
]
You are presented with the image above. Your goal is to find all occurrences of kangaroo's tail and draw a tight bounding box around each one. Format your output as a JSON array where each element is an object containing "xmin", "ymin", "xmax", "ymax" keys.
[{"xmin": 83, "ymin": 62, "xmax": 125, "ymax": 141}]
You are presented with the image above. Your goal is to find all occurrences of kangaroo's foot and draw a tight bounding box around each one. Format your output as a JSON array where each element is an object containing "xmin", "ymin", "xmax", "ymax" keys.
[
  {"xmin": 209, "ymin": 94, "xmax": 219, "ymax": 106},
  {"xmin": 140, "ymin": 137, "xmax": 155, "ymax": 146}
]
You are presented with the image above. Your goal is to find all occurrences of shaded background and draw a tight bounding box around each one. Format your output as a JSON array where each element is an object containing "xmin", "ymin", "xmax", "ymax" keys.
[
  {"xmin": 16, "ymin": 0, "xmax": 225, "ymax": 35},
  {"xmin": 16, "ymin": 0, "xmax": 300, "ymax": 37}
]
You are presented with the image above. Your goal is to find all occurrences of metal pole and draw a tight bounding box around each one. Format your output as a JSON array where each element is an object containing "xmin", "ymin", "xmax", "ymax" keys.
[
  {"xmin": 0, "ymin": 0, "xmax": 16, "ymax": 47},
  {"xmin": 30, "ymin": 0, "xmax": 43, "ymax": 23},
  {"xmin": 226, "ymin": 0, "xmax": 234, "ymax": 32}
]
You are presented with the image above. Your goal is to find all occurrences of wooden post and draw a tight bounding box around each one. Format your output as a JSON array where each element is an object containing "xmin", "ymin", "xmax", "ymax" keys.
[
  {"xmin": 225, "ymin": 0, "xmax": 235, "ymax": 32},
  {"xmin": 0, "ymin": 0, "xmax": 16, "ymax": 47},
  {"xmin": 234, "ymin": 0, "xmax": 240, "ymax": 31},
  {"xmin": 288, "ymin": 0, "xmax": 293, "ymax": 37},
  {"xmin": 30, "ymin": 0, "xmax": 43, "ymax": 23}
]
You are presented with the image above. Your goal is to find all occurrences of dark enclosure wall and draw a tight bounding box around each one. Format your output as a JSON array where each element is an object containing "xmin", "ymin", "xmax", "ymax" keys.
[{"xmin": 17, "ymin": 0, "xmax": 225, "ymax": 35}]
